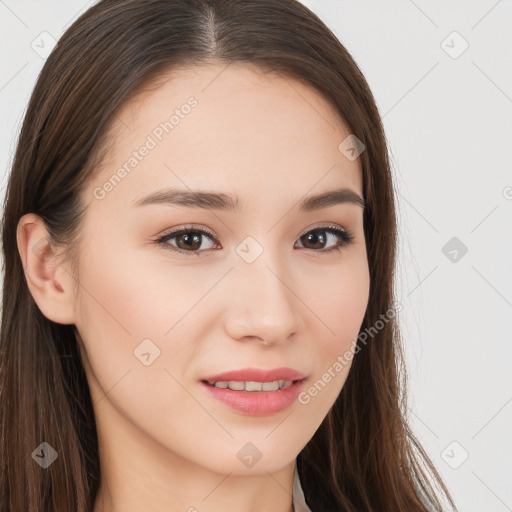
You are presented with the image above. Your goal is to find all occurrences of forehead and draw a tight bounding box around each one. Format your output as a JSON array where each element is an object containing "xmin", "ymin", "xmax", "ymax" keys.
[{"xmin": 87, "ymin": 62, "xmax": 363, "ymax": 208}]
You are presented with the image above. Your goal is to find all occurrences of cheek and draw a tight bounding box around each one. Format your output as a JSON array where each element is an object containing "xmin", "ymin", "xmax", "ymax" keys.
[
  {"xmin": 312, "ymin": 257, "xmax": 370, "ymax": 350},
  {"xmin": 300, "ymin": 257, "xmax": 369, "ymax": 406},
  {"xmin": 73, "ymin": 247, "xmax": 205, "ymax": 437},
  {"xmin": 73, "ymin": 245, "xmax": 221, "ymax": 397},
  {"xmin": 76, "ymin": 242, "xmax": 213, "ymax": 339}
]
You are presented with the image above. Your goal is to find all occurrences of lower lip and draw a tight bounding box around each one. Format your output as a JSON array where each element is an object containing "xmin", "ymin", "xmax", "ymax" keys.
[{"xmin": 200, "ymin": 379, "xmax": 307, "ymax": 416}]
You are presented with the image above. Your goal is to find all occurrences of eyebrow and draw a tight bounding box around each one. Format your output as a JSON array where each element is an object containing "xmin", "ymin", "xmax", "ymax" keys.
[{"xmin": 132, "ymin": 186, "xmax": 365, "ymax": 212}]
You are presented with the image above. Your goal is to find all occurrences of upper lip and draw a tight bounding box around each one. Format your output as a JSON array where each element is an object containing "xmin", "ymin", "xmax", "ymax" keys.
[{"xmin": 201, "ymin": 367, "xmax": 306, "ymax": 383}]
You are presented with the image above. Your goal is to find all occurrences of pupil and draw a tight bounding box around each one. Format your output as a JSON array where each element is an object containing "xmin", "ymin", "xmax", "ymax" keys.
[
  {"xmin": 179, "ymin": 232, "xmax": 201, "ymax": 250},
  {"xmin": 304, "ymin": 231, "xmax": 325, "ymax": 249}
]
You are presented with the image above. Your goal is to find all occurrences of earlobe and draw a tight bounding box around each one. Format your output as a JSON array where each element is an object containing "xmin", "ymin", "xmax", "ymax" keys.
[{"xmin": 16, "ymin": 213, "xmax": 76, "ymax": 325}]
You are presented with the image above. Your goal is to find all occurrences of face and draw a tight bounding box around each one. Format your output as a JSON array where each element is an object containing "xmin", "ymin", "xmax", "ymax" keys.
[{"xmin": 72, "ymin": 62, "xmax": 370, "ymax": 476}]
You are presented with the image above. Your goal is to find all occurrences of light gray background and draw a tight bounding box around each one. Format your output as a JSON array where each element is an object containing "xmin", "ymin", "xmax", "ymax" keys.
[{"xmin": 1, "ymin": 1, "xmax": 511, "ymax": 511}]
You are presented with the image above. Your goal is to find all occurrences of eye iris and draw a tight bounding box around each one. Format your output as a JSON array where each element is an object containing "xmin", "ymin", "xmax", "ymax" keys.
[
  {"xmin": 176, "ymin": 231, "xmax": 202, "ymax": 251},
  {"xmin": 302, "ymin": 230, "xmax": 326, "ymax": 249}
]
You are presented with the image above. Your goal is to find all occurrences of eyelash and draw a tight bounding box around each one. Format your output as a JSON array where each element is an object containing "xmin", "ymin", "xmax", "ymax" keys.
[{"xmin": 154, "ymin": 224, "xmax": 355, "ymax": 257}]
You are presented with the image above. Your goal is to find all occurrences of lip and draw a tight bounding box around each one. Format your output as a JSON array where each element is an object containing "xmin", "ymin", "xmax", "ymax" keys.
[
  {"xmin": 201, "ymin": 367, "xmax": 306, "ymax": 383},
  {"xmin": 199, "ymin": 367, "xmax": 307, "ymax": 416}
]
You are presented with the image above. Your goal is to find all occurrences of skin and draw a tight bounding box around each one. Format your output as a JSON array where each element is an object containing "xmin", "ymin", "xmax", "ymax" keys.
[{"xmin": 17, "ymin": 61, "xmax": 370, "ymax": 512}]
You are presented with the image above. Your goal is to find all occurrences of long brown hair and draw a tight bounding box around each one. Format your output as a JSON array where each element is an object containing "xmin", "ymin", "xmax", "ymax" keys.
[{"xmin": 0, "ymin": 1, "xmax": 457, "ymax": 510}]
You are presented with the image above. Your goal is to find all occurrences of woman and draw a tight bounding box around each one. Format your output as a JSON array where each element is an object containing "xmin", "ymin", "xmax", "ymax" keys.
[{"xmin": 0, "ymin": 1, "xmax": 458, "ymax": 511}]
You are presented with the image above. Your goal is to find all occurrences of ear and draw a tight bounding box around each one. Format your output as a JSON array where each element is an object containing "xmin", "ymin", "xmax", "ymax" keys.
[{"xmin": 16, "ymin": 213, "xmax": 77, "ymax": 324}]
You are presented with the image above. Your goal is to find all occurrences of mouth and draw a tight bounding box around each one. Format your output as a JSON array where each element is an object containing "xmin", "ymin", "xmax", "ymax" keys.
[
  {"xmin": 199, "ymin": 368, "xmax": 308, "ymax": 416},
  {"xmin": 200, "ymin": 366, "xmax": 306, "ymax": 385},
  {"xmin": 201, "ymin": 378, "xmax": 303, "ymax": 391}
]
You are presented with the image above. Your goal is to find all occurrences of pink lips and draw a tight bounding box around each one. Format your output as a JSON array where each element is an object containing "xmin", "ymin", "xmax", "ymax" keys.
[
  {"xmin": 200, "ymin": 367, "xmax": 307, "ymax": 416},
  {"xmin": 202, "ymin": 367, "xmax": 306, "ymax": 383}
]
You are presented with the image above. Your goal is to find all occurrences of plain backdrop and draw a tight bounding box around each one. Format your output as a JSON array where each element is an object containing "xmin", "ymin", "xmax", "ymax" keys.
[{"xmin": 1, "ymin": 1, "xmax": 511, "ymax": 511}]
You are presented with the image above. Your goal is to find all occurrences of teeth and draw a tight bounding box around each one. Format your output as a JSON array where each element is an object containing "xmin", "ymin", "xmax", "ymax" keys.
[
  {"xmin": 262, "ymin": 381, "xmax": 279, "ymax": 391},
  {"xmin": 245, "ymin": 381, "xmax": 263, "ymax": 391},
  {"xmin": 228, "ymin": 381, "xmax": 245, "ymax": 391},
  {"xmin": 209, "ymin": 380, "xmax": 293, "ymax": 391}
]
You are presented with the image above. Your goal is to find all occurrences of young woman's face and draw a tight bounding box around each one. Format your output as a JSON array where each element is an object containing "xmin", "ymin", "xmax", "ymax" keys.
[{"xmin": 73, "ymin": 62, "xmax": 370, "ymax": 475}]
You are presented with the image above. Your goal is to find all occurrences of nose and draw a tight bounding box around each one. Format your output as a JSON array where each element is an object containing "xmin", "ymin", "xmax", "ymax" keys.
[{"xmin": 223, "ymin": 255, "xmax": 303, "ymax": 347}]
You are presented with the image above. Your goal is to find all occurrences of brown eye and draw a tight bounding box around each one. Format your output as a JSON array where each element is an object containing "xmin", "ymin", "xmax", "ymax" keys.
[
  {"xmin": 155, "ymin": 227, "xmax": 218, "ymax": 256},
  {"xmin": 295, "ymin": 226, "xmax": 355, "ymax": 253},
  {"xmin": 154, "ymin": 224, "xmax": 354, "ymax": 257},
  {"xmin": 173, "ymin": 231, "xmax": 204, "ymax": 251}
]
